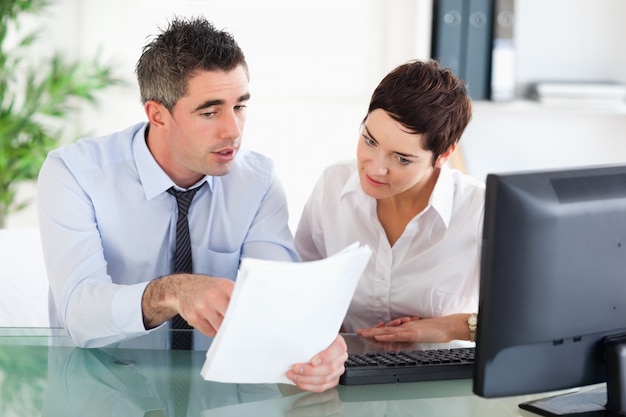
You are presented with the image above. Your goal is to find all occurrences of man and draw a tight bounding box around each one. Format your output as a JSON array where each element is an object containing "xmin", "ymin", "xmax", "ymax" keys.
[{"xmin": 37, "ymin": 16, "xmax": 346, "ymax": 393}]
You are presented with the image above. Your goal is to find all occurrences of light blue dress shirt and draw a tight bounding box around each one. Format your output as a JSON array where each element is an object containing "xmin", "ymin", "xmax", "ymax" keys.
[{"xmin": 38, "ymin": 122, "xmax": 299, "ymax": 348}]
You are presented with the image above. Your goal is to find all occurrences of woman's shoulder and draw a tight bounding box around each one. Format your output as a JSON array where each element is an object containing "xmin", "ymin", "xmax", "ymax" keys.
[
  {"xmin": 449, "ymin": 168, "xmax": 486, "ymax": 194},
  {"xmin": 320, "ymin": 159, "xmax": 357, "ymax": 181},
  {"xmin": 446, "ymin": 169, "xmax": 486, "ymax": 218},
  {"xmin": 306, "ymin": 160, "xmax": 359, "ymax": 204}
]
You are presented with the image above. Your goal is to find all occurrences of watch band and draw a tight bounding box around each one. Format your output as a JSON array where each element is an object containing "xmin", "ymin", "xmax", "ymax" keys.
[{"xmin": 468, "ymin": 313, "xmax": 478, "ymax": 342}]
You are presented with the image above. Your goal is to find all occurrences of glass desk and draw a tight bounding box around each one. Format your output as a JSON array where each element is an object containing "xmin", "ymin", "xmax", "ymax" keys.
[{"xmin": 0, "ymin": 328, "xmax": 565, "ymax": 417}]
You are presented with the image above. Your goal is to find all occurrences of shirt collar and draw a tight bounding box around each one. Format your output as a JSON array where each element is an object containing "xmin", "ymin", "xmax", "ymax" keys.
[
  {"xmin": 429, "ymin": 165, "xmax": 454, "ymax": 228},
  {"xmin": 339, "ymin": 166, "xmax": 373, "ymax": 209},
  {"xmin": 340, "ymin": 168, "xmax": 362, "ymax": 197},
  {"xmin": 132, "ymin": 122, "xmax": 214, "ymax": 200},
  {"xmin": 339, "ymin": 162, "xmax": 455, "ymax": 228}
]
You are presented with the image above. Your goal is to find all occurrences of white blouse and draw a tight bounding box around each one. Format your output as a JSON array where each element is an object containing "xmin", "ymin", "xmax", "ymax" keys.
[{"xmin": 295, "ymin": 160, "xmax": 485, "ymax": 332}]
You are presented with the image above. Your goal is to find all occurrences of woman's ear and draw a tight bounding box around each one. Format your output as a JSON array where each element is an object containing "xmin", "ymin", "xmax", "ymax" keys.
[{"xmin": 434, "ymin": 144, "xmax": 457, "ymax": 168}]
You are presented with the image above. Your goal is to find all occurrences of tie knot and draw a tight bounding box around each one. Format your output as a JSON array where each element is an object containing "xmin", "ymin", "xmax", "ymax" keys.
[{"xmin": 167, "ymin": 183, "xmax": 204, "ymax": 215}]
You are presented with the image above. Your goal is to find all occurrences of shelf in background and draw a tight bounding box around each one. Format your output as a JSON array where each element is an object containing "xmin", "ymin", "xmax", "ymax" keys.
[{"xmin": 472, "ymin": 99, "xmax": 626, "ymax": 115}]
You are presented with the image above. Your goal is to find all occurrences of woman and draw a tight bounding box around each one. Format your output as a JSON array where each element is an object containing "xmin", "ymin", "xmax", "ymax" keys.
[{"xmin": 295, "ymin": 60, "xmax": 484, "ymax": 343}]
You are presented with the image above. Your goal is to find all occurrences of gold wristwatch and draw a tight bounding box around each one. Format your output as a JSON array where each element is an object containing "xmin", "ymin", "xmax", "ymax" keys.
[{"xmin": 468, "ymin": 313, "xmax": 478, "ymax": 342}]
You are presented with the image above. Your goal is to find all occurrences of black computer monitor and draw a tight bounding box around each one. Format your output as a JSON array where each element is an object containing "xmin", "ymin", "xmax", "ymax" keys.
[{"xmin": 472, "ymin": 164, "xmax": 626, "ymax": 416}]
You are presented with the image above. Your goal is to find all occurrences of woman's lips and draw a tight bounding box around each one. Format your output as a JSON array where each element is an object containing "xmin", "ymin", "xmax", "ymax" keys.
[{"xmin": 365, "ymin": 173, "xmax": 386, "ymax": 186}]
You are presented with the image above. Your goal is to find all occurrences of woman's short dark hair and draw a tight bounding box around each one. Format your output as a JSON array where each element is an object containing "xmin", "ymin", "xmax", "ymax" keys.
[
  {"xmin": 135, "ymin": 16, "xmax": 248, "ymax": 111},
  {"xmin": 366, "ymin": 60, "xmax": 472, "ymax": 166}
]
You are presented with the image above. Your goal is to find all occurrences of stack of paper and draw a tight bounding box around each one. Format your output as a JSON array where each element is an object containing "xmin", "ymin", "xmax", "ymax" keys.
[
  {"xmin": 201, "ymin": 242, "xmax": 372, "ymax": 385},
  {"xmin": 528, "ymin": 81, "xmax": 626, "ymax": 107}
]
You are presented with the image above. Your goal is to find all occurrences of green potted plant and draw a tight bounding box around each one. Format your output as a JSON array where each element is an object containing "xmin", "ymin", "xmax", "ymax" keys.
[{"xmin": 0, "ymin": 0, "xmax": 122, "ymax": 227}]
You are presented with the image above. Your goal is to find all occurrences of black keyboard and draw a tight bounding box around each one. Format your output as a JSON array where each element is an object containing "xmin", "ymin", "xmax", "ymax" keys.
[{"xmin": 339, "ymin": 347, "xmax": 475, "ymax": 385}]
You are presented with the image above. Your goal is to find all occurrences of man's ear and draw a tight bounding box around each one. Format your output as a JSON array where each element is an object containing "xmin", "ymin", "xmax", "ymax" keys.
[
  {"xmin": 144, "ymin": 100, "xmax": 168, "ymax": 128},
  {"xmin": 434, "ymin": 144, "xmax": 457, "ymax": 168}
]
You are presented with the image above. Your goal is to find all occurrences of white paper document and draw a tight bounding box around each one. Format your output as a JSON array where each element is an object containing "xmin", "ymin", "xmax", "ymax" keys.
[{"xmin": 201, "ymin": 242, "xmax": 372, "ymax": 384}]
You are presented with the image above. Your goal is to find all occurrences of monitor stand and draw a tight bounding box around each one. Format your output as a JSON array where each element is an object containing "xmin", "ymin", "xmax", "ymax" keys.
[{"xmin": 519, "ymin": 334, "xmax": 626, "ymax": 417}]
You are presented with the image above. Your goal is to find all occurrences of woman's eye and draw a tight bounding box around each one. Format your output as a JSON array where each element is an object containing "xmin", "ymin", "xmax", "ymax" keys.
[
  {"xmin": 397, "ymin": 156, "xmax": 412, "ymax": 166},
  {"xmin": 363, "ymin": 135, "xmax": 376, "ymax": 146}
]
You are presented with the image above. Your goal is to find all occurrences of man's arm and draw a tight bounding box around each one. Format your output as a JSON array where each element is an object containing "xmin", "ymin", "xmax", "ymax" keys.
[
  {"xmin": 238, "ymin": 169, "xmax": 299, "ymax": 261},
  {"xmin": 141, "ymin": 273, "xmax": 234, "ymax": 337},
  {"xmin": 37, "ymin": 152, "xmax": 148, "ymax": 347}
]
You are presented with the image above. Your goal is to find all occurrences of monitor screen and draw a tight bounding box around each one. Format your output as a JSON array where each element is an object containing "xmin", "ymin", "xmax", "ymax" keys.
[{"xmin": 472, "ymin": 164, "xmax": 626, "ymax": 416}]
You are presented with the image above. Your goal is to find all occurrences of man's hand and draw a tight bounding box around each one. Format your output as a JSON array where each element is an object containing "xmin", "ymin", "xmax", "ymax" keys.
[
  {"xmin": 287, "ymin": 389, "xmax": 344, "ymax": 417},
  {"xmin": 286, "ymin": 334, "xmax": 348, "ymax": 393},
  {"xmin": 141, "ymin": 274, "xmax": 234, "ymax": 336}
]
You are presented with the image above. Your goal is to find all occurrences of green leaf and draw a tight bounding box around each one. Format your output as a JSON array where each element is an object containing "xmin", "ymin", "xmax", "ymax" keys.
[{"xmin": 0, "ymin": 0, "xmax": 123, "ymax": 223}]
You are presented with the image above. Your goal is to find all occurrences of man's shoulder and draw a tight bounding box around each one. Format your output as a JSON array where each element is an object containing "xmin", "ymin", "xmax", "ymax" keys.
[
  {"xmin": 234, "ymin": 148, "xmax": 274, "ymax": 168},
  {"xmin": 51, "ymin": 123, "xmax": 145, "ymax": 171},
  {"xmin": 218, "ymin": 149, "xmax": 276, "ymax": 189},
  {"xmin": 229, "ymin": 149, "xmax": 275, "ymax": 180}
]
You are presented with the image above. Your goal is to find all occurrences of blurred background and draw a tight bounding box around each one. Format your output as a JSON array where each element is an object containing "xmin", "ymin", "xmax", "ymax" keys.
[{"xmin": 5, "ymin": 0, "xmax": 626, "ymax": 231}]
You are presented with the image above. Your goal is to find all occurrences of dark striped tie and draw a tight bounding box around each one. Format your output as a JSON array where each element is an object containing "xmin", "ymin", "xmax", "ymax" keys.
[{"xmin": 167, "ymin": 182, "xmax": 205, "ymax": 350}]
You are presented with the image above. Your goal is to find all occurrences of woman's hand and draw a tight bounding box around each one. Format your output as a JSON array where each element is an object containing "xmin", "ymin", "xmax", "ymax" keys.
[{"xmin": 356, "ymin": 313, "xmax": 471, "ymax": 343}]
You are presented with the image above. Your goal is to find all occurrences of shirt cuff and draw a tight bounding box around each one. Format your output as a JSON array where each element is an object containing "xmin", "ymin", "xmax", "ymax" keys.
[{"xmin": 111, "ymin": 281, "xmax": 151, "ymax": 336}]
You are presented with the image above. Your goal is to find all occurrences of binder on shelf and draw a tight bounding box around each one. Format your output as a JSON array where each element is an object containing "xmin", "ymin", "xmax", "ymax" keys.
[
  {"xmin": 463, "ymin": 0, "xmax": 494, "ymax": 101},
  {"xmin": 431, "ymin": 0, "xmax": 466, "ymax": 79},
  {"xmin": 490, "ymin": 0, "xmax": 516, "ymax": 101},
  {"xmin": 431, "ymin": 0, "xmax": 494, "ymax": 101}
]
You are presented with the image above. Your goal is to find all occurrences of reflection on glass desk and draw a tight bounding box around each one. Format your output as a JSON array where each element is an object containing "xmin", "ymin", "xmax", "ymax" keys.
[{"xmin": 0, "ymin": 328, "xmax": 574, "ymax": 417}]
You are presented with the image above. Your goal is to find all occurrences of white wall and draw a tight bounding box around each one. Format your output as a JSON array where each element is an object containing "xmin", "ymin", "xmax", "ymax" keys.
[
  {"xmin": 7, "ymin": 0, "xmax": 626, "ymax": 230},
  {"xmin": 7, "ymin": 0, "xmax": 433, "ymax": 230},
  {"xmin": 460, "ymin": 0, "xmax": 626, "ymax": 181}
]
